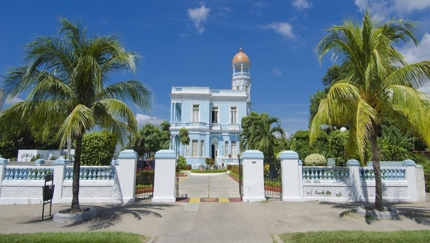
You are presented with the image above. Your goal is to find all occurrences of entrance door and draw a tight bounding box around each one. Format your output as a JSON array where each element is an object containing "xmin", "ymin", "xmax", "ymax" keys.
[{"xmin": 211, "ymin": 145, "xmax": 215, "ymax": 160}]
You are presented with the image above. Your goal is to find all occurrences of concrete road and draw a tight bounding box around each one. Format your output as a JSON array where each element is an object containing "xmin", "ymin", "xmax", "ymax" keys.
[{"xmin": 178, "ymin": 172, "xmax": 240, "ymax": 198}]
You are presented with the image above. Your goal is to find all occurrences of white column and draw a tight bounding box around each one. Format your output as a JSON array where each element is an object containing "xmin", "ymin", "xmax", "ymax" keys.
[
  {"xmin": 117, "ymin": 149, "xmax": 138, "ymax": 203},
  {"xmin": 280, "ymin": 150, "xmax": 303, "ymax": 201},
  {"xmin": 52, "ymin": 157, "xmax": 70, "ymax": 203},
  {"xmin": 347, "ymin": 159, "xmax": 363, "ymax": 202},
  {"xmin": 152, "ymin": 150, "xmax": 177, "ymax": 203},
  {"xmin": 0, "ymin": 157, "xmax": 8, "ymax": 190},
  {"xmin": 403, "ymin": 159, "xmax": 418, "ymax": 202},
  {"xmin": 241, "ymin": 150, "xmax": 265, "ymax": 202}
]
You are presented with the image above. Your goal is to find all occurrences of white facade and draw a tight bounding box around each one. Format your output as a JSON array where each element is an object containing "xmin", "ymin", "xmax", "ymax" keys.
[{"xmin": 170, "ymin": 49, "xmax": 252, "ymax": 166}]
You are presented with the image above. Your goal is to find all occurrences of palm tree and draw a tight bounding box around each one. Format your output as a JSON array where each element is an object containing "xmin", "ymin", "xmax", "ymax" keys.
[
  {"xmin": 0, "ymin": 18, "xmax": 152, "ymax": 213},
  {"xmin": 240, "ymin": 112, "xmax": 286, "ymax": 159},
  {"xmin": 310, "ymin": 11, "xmax": 430, "ymax": 210}
]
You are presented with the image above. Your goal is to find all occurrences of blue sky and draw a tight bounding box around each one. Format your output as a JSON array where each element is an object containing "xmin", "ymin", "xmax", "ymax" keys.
[{"xmin": 1, "ymin": 0, "xmax": 430, "ymax": 136}]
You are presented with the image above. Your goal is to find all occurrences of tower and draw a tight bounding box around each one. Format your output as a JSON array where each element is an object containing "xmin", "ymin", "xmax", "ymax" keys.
[{"xmin": 231, "ymin": 48, "xmax": 251, "ymax": 100}]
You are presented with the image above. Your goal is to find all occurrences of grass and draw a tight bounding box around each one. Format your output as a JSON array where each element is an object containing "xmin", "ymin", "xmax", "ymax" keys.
[
  {"xmin": 278, "ymin": 230, "xmax": 430, "ymax": 243},
  {"xmin": 0, "ymin": 232, "xmax": 145, "ymax": 243},
  {"xmin": 229, "ymin": 171, "xmax": 240, "ymax": 180},
  {"xmin": 264, "ymin": 179, "xmax": 281, "ymax": 188},
  {"xmin": 190, "ymin": 169, "xmax": 228, "ymax": 173},
  {"xmin": 135, "ymin": 184, "xmax": 153, "ymax": 189}
]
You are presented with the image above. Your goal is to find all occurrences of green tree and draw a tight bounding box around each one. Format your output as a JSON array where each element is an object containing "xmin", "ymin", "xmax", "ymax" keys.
[
  {"xmin": 179, "ymin": 128, "xmax": 190, "ymax": 155},
  {"xmin": 81, "ymin": 131, "xmax": 118, "ymax": 166},
  {"xmin": 0, "ymin": 19, "xmax": 152, "ymax": 212},
  {"xmin": 240, "ymin": 112, "xmax": 286, "ymax": 159},
  {"xmin": 134, "ymin": 122, "xmax": 171, "ymax": 159},
  {"xmin": 308, "ymin": 65, "xmax": 348, "ymax": 127},
  {"xmin": 311, "ymin": 11, "xmax": 430, "ymax": 210},
  {"xmin": 289, "ymin": 130, "xmax": 329, "ymax": 160}
]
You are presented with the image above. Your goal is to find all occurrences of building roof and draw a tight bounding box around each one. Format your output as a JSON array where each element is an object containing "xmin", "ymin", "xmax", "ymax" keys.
[{"xmin": 232, "ymin": 48, "xmax": 250, "ymax": 64}]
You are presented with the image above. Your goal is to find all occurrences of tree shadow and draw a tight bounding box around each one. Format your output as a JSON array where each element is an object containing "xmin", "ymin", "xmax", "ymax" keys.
[
  {"xmin": 319, "ymin": 201, "xmax": 430, "ymax": 226},
  {"xmin": 18, "ymin": 199, "xmax": 176, "ymax": 230}
]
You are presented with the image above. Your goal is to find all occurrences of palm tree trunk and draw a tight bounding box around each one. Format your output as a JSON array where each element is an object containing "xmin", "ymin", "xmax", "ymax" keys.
[
  {"xmin": 369, "ymin": 126, "xmax": 383, "ymax": 211},
  {"xmin": 71, "ymin": 133, "xmax": 83, "ymax": 213}
]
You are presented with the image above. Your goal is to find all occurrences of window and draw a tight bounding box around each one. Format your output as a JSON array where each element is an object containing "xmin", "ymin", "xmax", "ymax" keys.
[
  {"xmin": 192, "ymin": 140, "xmax": 198, "ymax": 157},
  {"xmin": 185, "ymin": 144, "xmax": 190, "ymax": 157},
  {"xmin": 236, "ymin": 86, "xmax": 239, "ymax": 90},
  {"xmin": 230, "ymin": 107, "xmax": 237, "ymax": 124},
  {"xmin": 200, "ymin": 140, "xmax": 204, "ymax": 157},
  {"xmin": 231, "ymin": 142, "xmax": 237, "ymax": 158},
  {"xmin": 192, "ymin": 104, "xmax": 199, "ymax": 122},
  {"xmin": 225, "ymin": 141, "xmax": 229, "ymax": 157},
  {"xmin": 212, "ymin": 107, "xmax": 218, "ymax": 123}
]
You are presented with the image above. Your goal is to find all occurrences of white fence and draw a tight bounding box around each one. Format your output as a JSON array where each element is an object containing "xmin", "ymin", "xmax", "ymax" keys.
[
  {"xmin": 0, "ymin": 150, "xmax": 137, "ymax": 205},
  {"xmin": 0, "ymin": 149, "xmax": 426, "ymax": 204},
  {"xmin": 280, "ymin": 151, "xmax": 426, "ymax": 203}
]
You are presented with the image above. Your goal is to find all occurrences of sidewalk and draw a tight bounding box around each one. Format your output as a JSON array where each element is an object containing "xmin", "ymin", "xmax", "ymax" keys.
[{"xmin": 0, "ymin": 200, "xmax": 429, "ymax": 242}]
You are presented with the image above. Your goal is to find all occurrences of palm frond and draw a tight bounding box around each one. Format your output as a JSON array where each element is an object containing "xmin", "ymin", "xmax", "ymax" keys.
[
  {"xmin": 98, "ymin": 81, "xmax": 153, "ymax": 110},
  {"xmin": 58, "ymin": 104, "xmax": 95, "ymax": 147}
]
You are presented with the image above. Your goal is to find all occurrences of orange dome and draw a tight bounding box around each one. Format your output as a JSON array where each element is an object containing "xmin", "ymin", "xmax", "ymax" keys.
[{"xmin": 232, "ymin": 48, "xmax": 250, "ymax": 64}]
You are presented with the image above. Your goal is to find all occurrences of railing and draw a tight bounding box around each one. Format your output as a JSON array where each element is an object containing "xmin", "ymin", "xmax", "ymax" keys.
[
  {"xmin": 232, "ymin": 72, "xmax": 250, "ymax": 78},
  {"xmin": 170, "ymin": 122, "xmax": 209, "ymax": 128},
  {"xmin": 302, "ymin": 166, "xmax": 349, "ymax": 180},
  {"xmin": 4, "ymin": 166, "xmax": 54, "ymax": 180},
  {"xmin": 64, "ymin": 166, "xmax": 115, "ymax": 180},
  {"xmin": 360, "ymin": 167, "xmax": 405, "ymax": 180}
]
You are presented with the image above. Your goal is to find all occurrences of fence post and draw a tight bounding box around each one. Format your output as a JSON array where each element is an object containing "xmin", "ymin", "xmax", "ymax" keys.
[
  {"xmin": 241, "ymin": 150, "xmax": 265, "ymax": 202},
  {"xmin": 347, "ymin": 159, "xmax": 363, "ymax": 202},
  {"xmin": 403, "ymin": 159, "xmax": 418, "ymax": 202},
  {"xmin": 117, "ymin": 149, "xmax": 138, "ymax": 203},
  {"xmin": 0, "ymin": 156, "xmax": 8, "ymax": 190},
  {"xmin": 152, "ymin": 150, "xmax": 177, "ymax": 203},
  {"xmin": 53, "ymin": 157, "xmax": 69, "ymax": 203},
  {"xmin": 279, "ymin": 150, "xmax": 302, "ymax": 201}
]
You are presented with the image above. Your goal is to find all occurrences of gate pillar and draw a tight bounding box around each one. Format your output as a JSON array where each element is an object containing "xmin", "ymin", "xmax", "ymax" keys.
[
  {"xmin": 280, "ymin": 151, "xmax": 303, "ymax": 201},
  {"xmin": 152, "ymin": 150, "xmax": 176, "ymax": 203},
  {"xmin": 242, "ymin": 150, "xmax": 265, "ymax": 202},
  {"xmin": 117, "ymin": 150, "xmax": 138, "ymax": 203}
]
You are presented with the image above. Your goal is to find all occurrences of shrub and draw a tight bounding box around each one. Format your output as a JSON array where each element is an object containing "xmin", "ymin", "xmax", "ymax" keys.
[
  {"xmin": 205, "ymin": 157, "xmax": 214, "ymax": 166},
  {"xmin": 229, "ymin": 165, "xmax": 240, "ymax": 174},
  {"xmin": 185, "ymin": 164, "xmax": 192, "ymax": 170},
  {"xmin": 81, "ymin": 131, "xmax": 118, "ymax": 166},
  {"xmin": 177, "ymin": 156, "xmax": 187, "ymax": 170},
  {"xmin": 226, "ymin": 164, "xmax": 232, "ymax": 170},
  {"xmin": 304, "ymin": 153, "xmax": 327, "ymax": 166},
  {"xmin": 31, "ymin": 154, "xmax": 40, "ymax": 161},
  {"xmin": 136, "ymin": 170, "xmax": 154, "ymax": 185}
]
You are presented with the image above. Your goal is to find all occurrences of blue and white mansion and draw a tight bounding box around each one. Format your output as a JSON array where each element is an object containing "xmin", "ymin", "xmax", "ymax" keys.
[{"xmin": 169, "ymin": 48, "xmax": 252, "ymax": 166}]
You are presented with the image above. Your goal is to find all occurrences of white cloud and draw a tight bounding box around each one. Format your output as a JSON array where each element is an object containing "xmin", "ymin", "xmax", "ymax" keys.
[
  {"xmin": 262, "ymin": 22, "xmax": 296, "ymax": 39},
  {"xmin": 398, "ymin": 33, "xmax": 430, "ymax": 64},
  {"xmin": 292, "ymin": 0, "xmax": 312, "ymax": 10},
  {"xmin": 355, "ymin": 0, "xmax": 430, "ymax": 16},
  {"xmin": 253, "ymin": 2, "xmax": 270, "ymax": 8},
  {"xmin": 188, "ymin": 3, "xmax": 210, "ymax": 34},
  {"xmin": 272, "ymin": 68, "xmax": 282, "ymax": 76},
  {"xmin": 5, "ymin": 95, "xmax": 23, "ymax": 105},
  {"xmin": 135, "ymin": 113, "xmax": 164, "ymax": 126}
]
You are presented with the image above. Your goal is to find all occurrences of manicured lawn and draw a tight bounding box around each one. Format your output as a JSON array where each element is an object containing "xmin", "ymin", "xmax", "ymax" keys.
[
  {"xmin": 0, "ymin": 232, "xmax": 145, "ymax": 243},
  {"xmin": 279, "ymin": 230, "xmax": 430, "ymax": 243},
  {"xmin": 190, "ymin": 169, "xmax": 227, "ymax": 173}
]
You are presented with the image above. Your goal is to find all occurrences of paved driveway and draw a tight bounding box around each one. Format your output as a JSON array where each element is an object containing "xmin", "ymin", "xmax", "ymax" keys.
[{"xmin": 178, "ymin": 172, "xmax": 240, "ymax": 198}]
